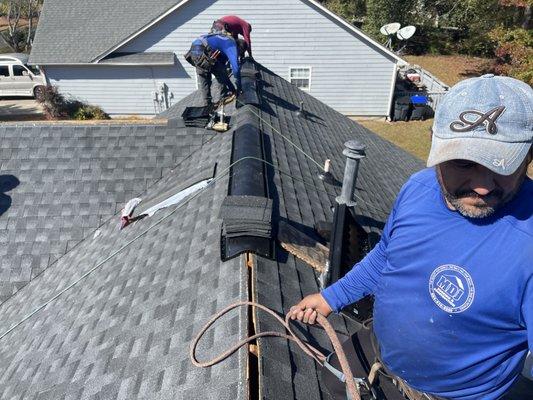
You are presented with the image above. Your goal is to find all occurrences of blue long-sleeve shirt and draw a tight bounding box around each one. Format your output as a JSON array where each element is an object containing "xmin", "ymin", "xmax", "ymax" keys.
[
  {"xmin": 192, "ymin": 34, "xmax": 241, "ymax": 89},
  {"xmin": 322, "ymin": 168, "xmax": 533, "ymax": 400}
]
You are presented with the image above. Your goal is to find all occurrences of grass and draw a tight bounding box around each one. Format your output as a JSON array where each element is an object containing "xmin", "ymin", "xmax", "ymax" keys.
[
  {"xmin": 358, "ymin": 118, "xmax": 533, "ymax": 179},
  {"xmin": 404, "ymin": 55, "xmax": 493, "ymax": 86},
  {"xmin": 357, "ymin": 118, "xmax": 433, "ymax": 161}
]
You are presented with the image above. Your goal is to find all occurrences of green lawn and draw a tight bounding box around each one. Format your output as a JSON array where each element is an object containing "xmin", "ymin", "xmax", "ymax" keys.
[
  {"xmin": 357, "ymin": 118, "xmax": 433, "ymax": 161},
  {"xmin": 358, "ymin": 118, "xmax": 532, "ymax": 178}
]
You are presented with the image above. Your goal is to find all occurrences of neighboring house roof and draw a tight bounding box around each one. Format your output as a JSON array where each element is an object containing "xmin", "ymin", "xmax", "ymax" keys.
[
  {"xmin": 0, "ymin": 53, "xmax": 29, "ymax": 63},
  {"xmin": 99, "ymin": 52, "xmax": 177, "ymax": 65},
  {"xmin": 0, "ymin": 62, "xmax": 423, "ymax": 399},
  {"xmin": 29, "ymin": 0, "xmax": 405, "ymax": 65},
  {"xmin": 28, "ymin": 0, "xmax": 180, "ymax": 64}
]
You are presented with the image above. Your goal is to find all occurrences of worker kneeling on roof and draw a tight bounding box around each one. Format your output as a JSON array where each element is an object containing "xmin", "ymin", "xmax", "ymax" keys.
[
  {"xmin": 185, "ymin": 29, "xmax": 241, "ymax": 108},
  {"xmin": 289, "ymin": 75, "xmax": 533, "ymax": 400},
  {"xmin": 212, "ymin": 15, "xmax": 253, "ymax": 61}
]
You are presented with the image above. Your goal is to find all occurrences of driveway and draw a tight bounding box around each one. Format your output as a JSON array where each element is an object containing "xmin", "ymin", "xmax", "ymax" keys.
[{"xmin": 0, "ymin": 97, "xmax": 45, "ymax": 122}]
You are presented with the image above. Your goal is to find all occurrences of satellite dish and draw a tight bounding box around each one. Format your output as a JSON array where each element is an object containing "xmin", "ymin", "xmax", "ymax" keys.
[
  {"xmin": 380, "ymin": 23, "xmax": 401, "ymax": 36},
  {"xmin": 397, "ymin": 25, "xmax": 416, "ymax": 40}
]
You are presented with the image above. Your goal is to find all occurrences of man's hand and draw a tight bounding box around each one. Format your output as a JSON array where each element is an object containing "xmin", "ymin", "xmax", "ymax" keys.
[{"xmin": 288, "ymin": 293, "xmax": 333, "ymax": 324}]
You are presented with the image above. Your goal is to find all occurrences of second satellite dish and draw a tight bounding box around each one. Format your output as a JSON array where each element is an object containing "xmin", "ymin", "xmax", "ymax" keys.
[
  {"xmin": 380, "ymin": 22, "xmax": 401, "ymax": 36},
  {"xmin": 397, "ymin": 25, "xmax": 416, "ymax": 40}
]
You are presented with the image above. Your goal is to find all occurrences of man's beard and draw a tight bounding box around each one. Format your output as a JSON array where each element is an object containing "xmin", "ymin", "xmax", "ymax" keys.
[
  {"xmin": 442, "ymin": 188, "xmax": 503, "ymax": 218},
  {"xmin": 436, "ymin": 173, "xmax": 508, "ymax": 219}
]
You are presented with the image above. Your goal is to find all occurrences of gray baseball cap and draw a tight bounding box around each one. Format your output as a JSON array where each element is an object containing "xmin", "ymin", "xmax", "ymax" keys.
[{"xmin": 427, "ymin": 74, "xmax": 533, "ymax": 175}]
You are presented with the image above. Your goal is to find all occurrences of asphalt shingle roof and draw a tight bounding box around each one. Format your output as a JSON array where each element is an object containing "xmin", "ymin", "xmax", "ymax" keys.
[
  {"xmin": 29, "ymin": 0, "xmax": 180, "ymax": 64},
  {"xmin": 0, "ymin": 61, "xmax": 424, "ymax": 399},
  {"xmin": 0, "ymin": 132, "xmax": 248, "ymax": 400},
  {"xmin": 0, "ymin": 123, "xmax": 215, "ymax": 303},
  {"xmin": 99, "ymin": 52, "xmax": 177, "ymax": 65}
]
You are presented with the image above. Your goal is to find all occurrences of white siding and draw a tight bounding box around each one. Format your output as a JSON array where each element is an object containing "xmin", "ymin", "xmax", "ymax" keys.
[
  {"xmin": 46, "ymin": 0, "xmax": 398, "ymax": 116},
  {"xmin": 46, "ymin": 65, "xmax": 194, "ymax": 116}
]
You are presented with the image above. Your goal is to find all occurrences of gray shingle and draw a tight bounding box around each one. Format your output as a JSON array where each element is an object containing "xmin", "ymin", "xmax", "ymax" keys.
[
  {"xmin": 29, "ymin": 0, "xmax": 181, "ymax": 64},
  {"xmin": 0, "ymin": 133, "xmax": 248, "ymax": 400},
  {"xmin": 100, "ymin": 52, "xmax": 177, "ymax": 65},
  {"xmin": 0, "ymin": 123, "xmax": 215, "ymax": 302},
  {"xmin": 251, "ymin": 63, "xmax": 424, "ymax": 399}
]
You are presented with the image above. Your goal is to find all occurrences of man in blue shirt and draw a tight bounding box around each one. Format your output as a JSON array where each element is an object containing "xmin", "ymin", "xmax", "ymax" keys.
[
  {"xmin": 186, "ymin": 33, "xmax": 241, "ymax": 107},
  {"xmin": 289, "ymin": 75, "xmax": 532, "ymax": 399}
]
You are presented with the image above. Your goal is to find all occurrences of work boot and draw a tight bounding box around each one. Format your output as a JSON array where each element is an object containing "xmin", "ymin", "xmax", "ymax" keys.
[{"xmin": 218, "ymin": 93, "xmax": 236, "ymax": 107}]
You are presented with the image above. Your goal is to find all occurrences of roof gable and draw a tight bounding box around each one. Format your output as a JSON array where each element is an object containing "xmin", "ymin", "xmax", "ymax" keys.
[
  {"xmin": 30, "ymin": 0, "xmax": 405, "ymax": 65},
  {"xmin": 29, "ymin": 0, "xmax": 180, "ymax": 64}
]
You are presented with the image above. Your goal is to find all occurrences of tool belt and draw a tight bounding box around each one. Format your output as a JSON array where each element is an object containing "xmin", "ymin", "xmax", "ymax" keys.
[
  {"xmin": 322, "ymin": 324, "xmax": 444, "ymax": 400},
  {"xmin": 184, "ymin": 37, "xmax": 221, "ymax": 71}
]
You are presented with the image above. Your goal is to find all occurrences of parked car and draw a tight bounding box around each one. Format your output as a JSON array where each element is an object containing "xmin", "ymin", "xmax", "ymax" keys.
[{"xmin": 0, "ymin": 53, "xmax": 46, "ymax": 100}]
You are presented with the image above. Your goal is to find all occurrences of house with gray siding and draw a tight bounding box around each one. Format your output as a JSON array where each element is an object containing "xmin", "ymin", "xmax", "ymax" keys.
[{"xmin": 29, "ymin": 0, "xmax": 407, "ymax": 117}]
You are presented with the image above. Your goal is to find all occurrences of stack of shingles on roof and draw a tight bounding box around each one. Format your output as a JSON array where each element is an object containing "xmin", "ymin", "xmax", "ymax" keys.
[{"xmin": 220, "ymin": 195, "xmax": 273, "ymax": 239}]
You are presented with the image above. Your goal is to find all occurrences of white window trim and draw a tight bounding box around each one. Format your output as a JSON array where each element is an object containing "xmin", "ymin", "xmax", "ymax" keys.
[{"xmin": 288, "ymin": 66, "xmax": 312, "ymax": 91}]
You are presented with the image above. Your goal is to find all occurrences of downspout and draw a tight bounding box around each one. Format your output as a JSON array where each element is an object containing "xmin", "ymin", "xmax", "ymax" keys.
[{"xmin": 386, "ymin": 63, "xmax": 399, "ymax": 121}]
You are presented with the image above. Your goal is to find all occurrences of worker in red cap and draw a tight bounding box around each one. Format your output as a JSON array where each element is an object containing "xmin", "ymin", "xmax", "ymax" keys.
[{"xmin": 211, "ymin": 15, "xmax": 253, "ymax": 59}]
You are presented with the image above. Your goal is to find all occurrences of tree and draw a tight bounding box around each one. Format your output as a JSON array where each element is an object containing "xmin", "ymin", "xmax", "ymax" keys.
[
  {"xmin": 320, "ymin": 0, "xmax": 366, "ymax": 23},
  {"xmin": 0, "ymin": 0, "xmax": 42, "ymax": 52},
  {"xmin": 499, "ymin": 0, "xmax": 532, "ymax": 29},
  {"xmin": 365, "ymin": 0, "xmax": 417, "ymax": 39}
]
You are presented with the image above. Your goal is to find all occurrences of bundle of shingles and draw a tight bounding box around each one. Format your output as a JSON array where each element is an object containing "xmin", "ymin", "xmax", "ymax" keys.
[
  {"xmin": 181, "ymin": 105, "xmax": 214, "ymax": 127},
  {"xmin": 220, "ymin": 195, "xmax": 273, "ymax": 239}
]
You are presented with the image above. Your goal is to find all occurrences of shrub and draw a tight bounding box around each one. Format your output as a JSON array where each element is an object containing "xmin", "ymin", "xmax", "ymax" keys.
[
  {"xmin": 36, "ymin": 86, "xmax": 69, "ymax": 119},
  {"xmin": 72, "ymin": 105, "xmax": 109, "ymax": 120},
  {"xmin": 36, "ymin": 86, "xmax": 110, "ymax": 120},
  {"xmin": 488, "ymin": 26, "xmax": 533, "ymax": 85}
]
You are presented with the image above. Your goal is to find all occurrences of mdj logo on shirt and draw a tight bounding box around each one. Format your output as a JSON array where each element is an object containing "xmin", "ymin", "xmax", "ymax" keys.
[{"xmin": 429, "ymin": 264, "xmax": 475, "ymax": 313}]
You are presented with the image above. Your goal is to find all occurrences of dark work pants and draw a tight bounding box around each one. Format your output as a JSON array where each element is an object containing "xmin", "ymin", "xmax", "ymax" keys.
[
  {"xmin": 322, "ymin": 325, "xmax": 408, "ymax": 400},
  {"xmin": 322, "ymin": 326, "xmax": 533, "ymax": 400},
  {"xmin": 196, "ymin": 61, "xmax": 235, "ymax": 106}
]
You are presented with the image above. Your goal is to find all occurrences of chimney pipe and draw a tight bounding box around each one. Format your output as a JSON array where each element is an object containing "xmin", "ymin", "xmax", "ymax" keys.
[{"xmin": 336, "ymin": 140, "xmax": 366, "ymax": 207}]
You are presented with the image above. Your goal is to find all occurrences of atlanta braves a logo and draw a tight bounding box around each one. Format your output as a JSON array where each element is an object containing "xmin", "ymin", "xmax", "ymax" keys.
[{"xmin": 450, "ymin": 106, "xmax": 505, "ymax": 135}]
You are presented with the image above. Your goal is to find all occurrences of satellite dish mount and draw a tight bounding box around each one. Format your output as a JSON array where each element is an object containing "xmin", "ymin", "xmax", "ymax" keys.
[{"xmin": 379, "ymin": 22, "xmax": 401, "ymax": 51}]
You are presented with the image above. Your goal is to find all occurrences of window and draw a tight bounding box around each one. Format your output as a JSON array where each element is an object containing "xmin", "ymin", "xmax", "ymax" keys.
[
  {"xmin": 289, "ymin": 67, "xmax": 311, "ymax": 91},
  {"xmin": 12, "ymin": 65, "xmax": 28, "ymax": 77},
  {"xmin": 0, "ymin": 66, "xmax": 9, "ymax": 77},
  {"xmin": 27, "ymin": 65, "xmax": 41, "ymax": 75}
]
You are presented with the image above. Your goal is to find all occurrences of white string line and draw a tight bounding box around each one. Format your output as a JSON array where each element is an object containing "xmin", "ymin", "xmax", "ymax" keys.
[
  {"xmin": 0, "ymin": 154, "xmax": 385, "ymax": 340},
  {"xmin": 236, "ymin": 98, "xmax": 326, "ymax": 171}
]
